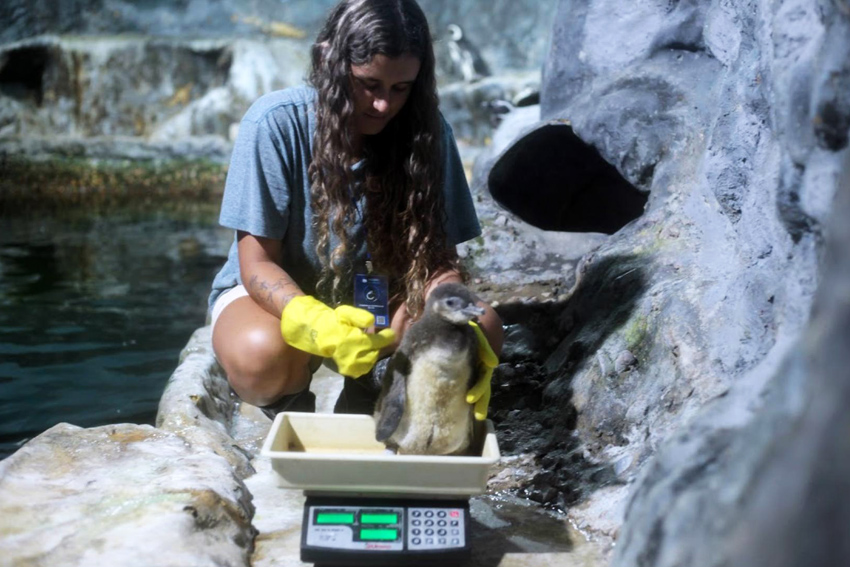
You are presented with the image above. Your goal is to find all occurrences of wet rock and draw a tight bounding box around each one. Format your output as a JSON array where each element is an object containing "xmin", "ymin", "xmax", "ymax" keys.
[
  {"xmin": 0, "ymin": 423, "xmax": 255, "ymax": 567},
  {"xmin": 500, "ymin": 323, "xmax": 541, "ymax": 363},
  {"xmin": 468, "ymin": 494, "xmax": 610, "ymax": 564},
  {"xmin": 157, "ymin": 326, "xmax": 255, "ymax": 479}
]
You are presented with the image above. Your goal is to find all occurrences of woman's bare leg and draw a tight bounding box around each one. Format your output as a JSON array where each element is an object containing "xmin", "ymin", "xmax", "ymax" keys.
[{"xmin": 212, "ymin": 295, "xmax": 312, "ymax": 407}]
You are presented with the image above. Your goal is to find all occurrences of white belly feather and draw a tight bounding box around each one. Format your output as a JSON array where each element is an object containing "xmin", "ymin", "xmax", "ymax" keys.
[{"xmin": 389, "ymin": 344, "xmax": 474, "ymax": 455}]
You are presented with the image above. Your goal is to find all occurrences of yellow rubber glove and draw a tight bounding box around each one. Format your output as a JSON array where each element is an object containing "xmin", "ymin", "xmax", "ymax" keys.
[
  {"xmin": 281, "ymin": 295, "xmax": 396, "ymax": 377},
  {"xmin": 466, "ymin": 321, "xmax": 499, "ymax": 421}
]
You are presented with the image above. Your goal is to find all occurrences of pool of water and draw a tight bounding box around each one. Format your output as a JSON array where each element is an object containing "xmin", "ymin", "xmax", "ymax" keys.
[{"xmin": 0, "ymin": 210, "xmax": 232, "ymax": 459}]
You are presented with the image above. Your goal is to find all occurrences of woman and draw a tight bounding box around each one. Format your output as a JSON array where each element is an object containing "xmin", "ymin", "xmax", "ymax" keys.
[{"xmin": 208, "ymin": 0, "xmax": 503, "ymax": 417}]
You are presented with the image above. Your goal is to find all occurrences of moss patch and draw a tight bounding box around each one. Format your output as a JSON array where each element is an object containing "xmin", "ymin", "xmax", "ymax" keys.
[
  {"xmin": 623, "ymin": 313, "xmax": 651, "ymax": 355},
  {"xmin": 0, "ymin": 156, "xmax": 226, "ymax": 217}
]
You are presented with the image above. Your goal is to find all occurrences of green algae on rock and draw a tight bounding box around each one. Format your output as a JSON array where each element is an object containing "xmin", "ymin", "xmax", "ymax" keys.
[{"xmin": 0, "ymin": 156, "xmax": 226, "ymax": 216}]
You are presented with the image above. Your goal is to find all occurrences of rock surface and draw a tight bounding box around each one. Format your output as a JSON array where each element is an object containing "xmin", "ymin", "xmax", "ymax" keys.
[
  {"xmin": 0, "ymin": 0, "xmax": 557, "ymax": 164},
  {"xmin": 0, "ymin": 0, "xmax": 557, "ymax": 74},
  {"xmin": 0, "ymin": 422, "xmax": 255, "ymax": 567},
  {"xmin": 611, "ymin": 125, "xmax": 850, "ymax": 567},
  {"xmin": 157, "ymin": 327, "xmax": 255, "ymax": 479},
  {"xmin": 472, "ymin": 0, "xmax": 850, "ymax": 554},
  {"xmin": 3, "ymin": 0, "xmax": 850, "ymax": 564},
  {"xmin": 0, "ymin": 324, "xmax": 610, "ymax": 566},
  {"xmin": 0, "ymin": 35, "xmax": 308, "ymax": 159}
]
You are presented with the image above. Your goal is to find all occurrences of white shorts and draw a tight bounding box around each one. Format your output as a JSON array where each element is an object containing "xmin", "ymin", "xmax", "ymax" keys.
[
  {"xmin": 210, "ymin": 284, "xmax": 328, "ymax": 375},
  {"xmin": 209, "ymin": 284, "xmax": 250, "ymax": 332}
]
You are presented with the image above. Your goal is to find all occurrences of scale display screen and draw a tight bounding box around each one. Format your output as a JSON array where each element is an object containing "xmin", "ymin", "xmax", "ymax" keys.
[
  {"xmin": 316, "ymin": 513, "xmax": 355, "ymax": 524},
  {"xmin": 302, "ymin": 497, "xmax": 471, "ymax": 565},
  {"xmin": 361, "ymin": 513, "xmax": 398, "ymax": 524},
  {"xmin": 359, "ymin": 528, "xmax": 398, "ymax": 540}
]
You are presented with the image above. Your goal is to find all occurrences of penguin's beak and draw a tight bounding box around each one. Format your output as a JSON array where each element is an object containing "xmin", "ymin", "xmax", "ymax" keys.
[{"xmin": 461, "ymin": 303, "xmax": 486, "ymax": 320}]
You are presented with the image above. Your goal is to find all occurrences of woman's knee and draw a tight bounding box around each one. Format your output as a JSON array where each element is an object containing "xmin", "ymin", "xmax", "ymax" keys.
[
  {"xmin": 220, "ymin": 330, "xmax": 310, "ymax": 405},
  {"xmin": 212, "ymin": 300, "xmax": 310, "ymax": 405}
]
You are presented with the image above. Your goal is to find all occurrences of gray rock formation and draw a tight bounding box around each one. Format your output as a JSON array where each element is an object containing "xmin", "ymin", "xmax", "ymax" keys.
[
  {"xmin": 0, "ymin": 422, "xmax": 256, "ymax": 566},
  {"xmin": 612, "ymin": 148, "xmax": 850, "ymax": 566},
  {"xmin": 0, "ymin": 0, "xmax": 557, "ymax": 164},
  {"xmin": 0, "ymin": 36, "xmax": 308, "ymax": 161},
  {"xmin": 0, "ymin": 0, "xmax": 557, "ymax": 74},
  {"xmin": 731, "ymin": 147, "xmax": 850, "ymax": 567},
  {"xmin": 156, "ymin": 327, "xmax": 255, "ymax": 479},
  {"xmin": 474, "ymin": 0, "xmax": 850, "ymax": 556},
  {"xmin": 3, "ymin": 0, "xmax": 849, "ymax": 563}
]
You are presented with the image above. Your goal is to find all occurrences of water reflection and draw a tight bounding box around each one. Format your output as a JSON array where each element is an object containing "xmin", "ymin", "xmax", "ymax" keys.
[{"xmin": 0, "ymin": 211, "xmax": 231, "ymax": 459}]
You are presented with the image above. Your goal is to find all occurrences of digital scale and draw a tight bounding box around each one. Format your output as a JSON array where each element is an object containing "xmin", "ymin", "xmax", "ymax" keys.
[
  {"xmin": 260, "ymin": 412, "xmax": 500, "ymax": 565},
  {"xmin": 301, "ymin": 495, "xmax": 470, "ymax": 565}
]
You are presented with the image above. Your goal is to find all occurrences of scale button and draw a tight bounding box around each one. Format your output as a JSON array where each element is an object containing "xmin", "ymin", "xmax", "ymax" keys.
[
  {"xmin": 439, "ymin": 538, "xmax": 447, "ymax": 545},
  {"xmin": 438, "ymin": 529, "xmax": 447, "ymax": 536},
  {"xmin": 412, "ymin": 529, "xmax": 421, "ymax": 536},
  {"xmin": 451, "ymin": 529, "xmax": 460, "ymax": 536},
  {"xmin": 450, "ymin": 510, "xmax": 460, "ymax": 518},
  {"xmin": 412, "ymin": 510, "xmax": 421, "ymax": 517},
  {"xmin": 438, "ymin": 520, "xmax": 447, "ymax": 527},
  {"xmin": 451, "ymin": 538, "xmax": 460, "ymax": 545},
  {"xmin": 412, "ymin": 538, "xmax": 421, "ymax": 545},
  {"xmin": 412, "ymin": 519, "xmax": 421, "ymax": 526},
  {"xmin": 425, "ymin": 529, "xmax": 434, "ymax": 536},
  {"xmin": 426, "ymin": 538, "xmax": 434, "ymax": 545},
  {"xmin": 425, "ymin": 520, "xmax": 434, "ymax": 527},
  {"xmin": 451, "ymin": 520, "xmax": 459, "ymax": 526},
  {"xmin": 437, "ymin": 510, "xmax": 447, "ymax": 518},
  {"xmin": 424, "ymin": 511, "xmax": 434, "ymax": 518}
]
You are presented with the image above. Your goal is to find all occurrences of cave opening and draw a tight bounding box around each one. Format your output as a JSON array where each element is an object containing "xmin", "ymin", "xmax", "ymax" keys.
[
  {"xmin": 487, "ymin": 122, "xmax": 648, "ymax": 234},
  {"xmin": 0, "ymin": 46, "xmax": 50, "ymax": 106}
]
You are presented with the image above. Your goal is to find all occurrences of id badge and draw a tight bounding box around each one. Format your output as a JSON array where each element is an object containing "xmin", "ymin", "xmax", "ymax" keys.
[{"xmin": 354, "ymin": 273, "xmax": 390, "ymax": 328}]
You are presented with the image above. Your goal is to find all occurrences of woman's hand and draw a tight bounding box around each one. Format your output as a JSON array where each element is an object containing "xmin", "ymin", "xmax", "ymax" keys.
[
  {"xmin": 466, "ymin": 320, "xmax": 499, "ymax": 421},
  {"xmin": 281, "ymin": 296, "xmax": 396, "ymax": 377}
]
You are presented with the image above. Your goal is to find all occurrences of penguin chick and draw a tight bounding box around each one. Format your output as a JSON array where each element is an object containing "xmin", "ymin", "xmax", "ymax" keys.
[{"xmin": 374, "ymin": 282, "xmax": 485, "ymax": 455}]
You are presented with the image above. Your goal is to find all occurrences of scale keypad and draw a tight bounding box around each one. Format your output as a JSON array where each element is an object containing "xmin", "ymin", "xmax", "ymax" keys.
[{"xmin": 407, "ymin": 507, "xmax": 466, "ymax": 550}]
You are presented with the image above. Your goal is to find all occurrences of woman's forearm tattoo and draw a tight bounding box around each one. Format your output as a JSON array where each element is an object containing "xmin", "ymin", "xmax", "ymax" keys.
[{"xmin": 248, "ymin": 275, "xmax": 301, "ymax": 314}]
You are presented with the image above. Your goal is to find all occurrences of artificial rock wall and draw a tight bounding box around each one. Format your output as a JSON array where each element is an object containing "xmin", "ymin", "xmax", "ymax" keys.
[{"xmin": 477, "ymin": 0, "xmax": 850, "ymax": 560}]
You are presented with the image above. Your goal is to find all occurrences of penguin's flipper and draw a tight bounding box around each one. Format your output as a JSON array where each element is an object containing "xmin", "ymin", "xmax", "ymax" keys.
[{"xmin": 375, "ymin": 353, "xmax": 409, "ymax": 442}]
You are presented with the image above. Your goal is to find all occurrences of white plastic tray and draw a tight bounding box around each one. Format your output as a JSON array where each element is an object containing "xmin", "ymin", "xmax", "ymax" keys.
[{"xmin": 260, "ymin": 412, "xmax": 501, "ymax": 496}]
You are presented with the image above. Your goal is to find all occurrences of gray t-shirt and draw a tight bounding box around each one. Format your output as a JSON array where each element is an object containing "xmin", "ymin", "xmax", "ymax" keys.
[{"xmin": 208, "ymin": 85, "xmax": 481, "ymax": 312}]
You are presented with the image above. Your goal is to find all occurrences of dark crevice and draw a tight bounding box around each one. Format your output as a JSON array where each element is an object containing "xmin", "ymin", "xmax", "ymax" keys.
[
  {"xmin": 658, "ymin": 40, "xmax": 706, "ymax": 54},
  {"xmin": 488, "ymin": 298, "xmax": 615, "ymax": 509},
  {"xmin": 0, "ymin": 46, "xmax": 50, "ymax": 105},
  {"xmin": 779, "ymin": 162, "xmax": 821, "ymax": 243},
  {"xmin": 637, "ymin": 162, "xmax": 656, "ymax": 187},
  {"xmin": 815, "ymin": 98, "xmax": 850, "ymax": 151},
  {"xmin": 487, "ymin": 123, "xmax": 648, "ymax": 234},
  {"xmin": 487, "ymin": 255, "xmax": 647, "ymax": 510}
]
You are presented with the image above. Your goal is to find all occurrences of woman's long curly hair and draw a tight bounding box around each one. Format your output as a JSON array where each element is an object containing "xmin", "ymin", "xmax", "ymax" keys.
[{"xmin": 308, "ymin": 0, "xmax": 462, "ymax": 319}]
